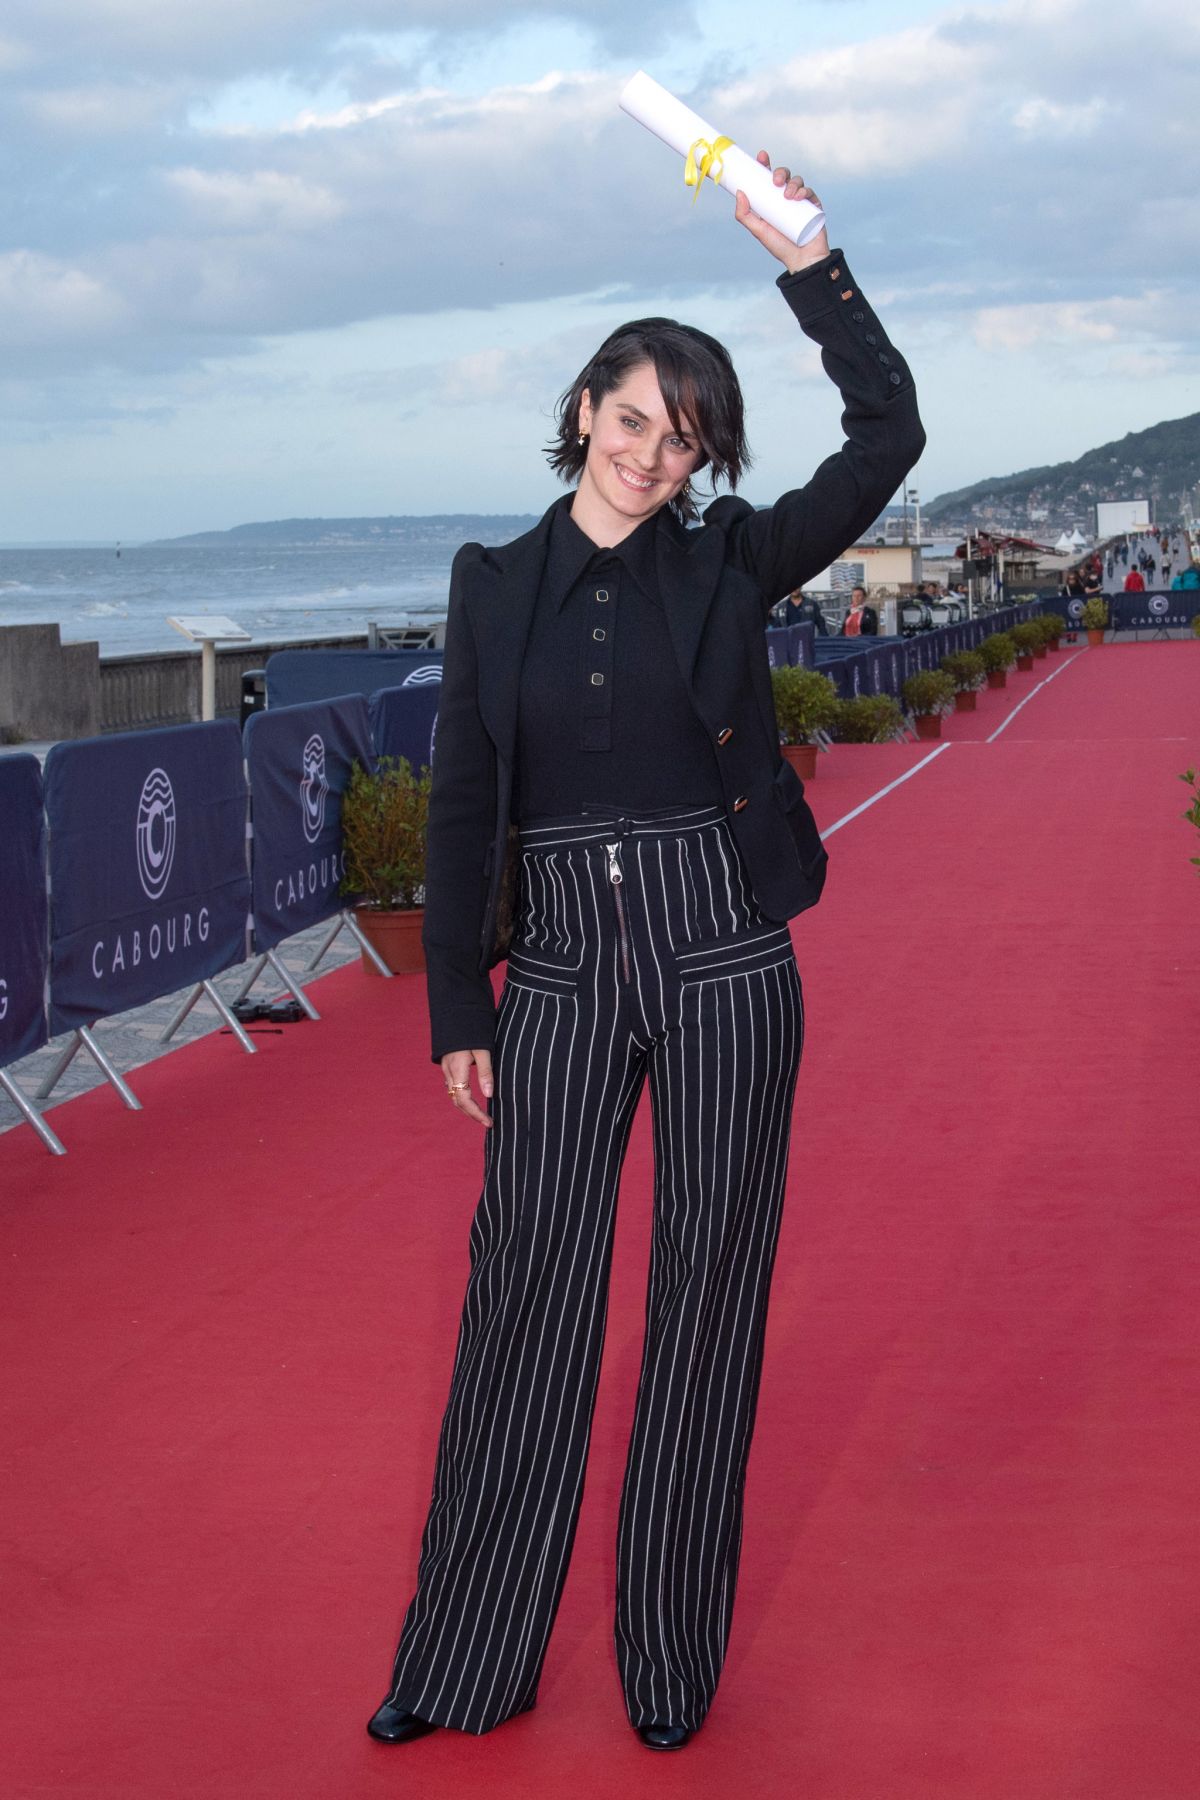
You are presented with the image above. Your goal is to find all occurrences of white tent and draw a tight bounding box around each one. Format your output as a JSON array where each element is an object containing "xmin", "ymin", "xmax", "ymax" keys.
[{"xmin": 1055, "ymin": 532, "xmax": 1074, "ymax": 553}]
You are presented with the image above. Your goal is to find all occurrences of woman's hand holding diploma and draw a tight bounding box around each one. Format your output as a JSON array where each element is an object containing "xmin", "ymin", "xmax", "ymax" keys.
[{"xmin": 734, "ymin": 150, "xmax": 830, "ymax": 272}]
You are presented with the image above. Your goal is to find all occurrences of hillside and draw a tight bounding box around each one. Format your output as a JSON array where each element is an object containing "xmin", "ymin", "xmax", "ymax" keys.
[
  {"xmin": 926, "ymin": 412, "xmax": 1200, "ymax": 531},
  {"xmin": 158, "ymin": 514, "xmax": 541, "ymax": 548}
]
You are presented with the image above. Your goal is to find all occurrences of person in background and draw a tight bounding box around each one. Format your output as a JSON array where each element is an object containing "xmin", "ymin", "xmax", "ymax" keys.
[
  {"xmin": 785, "ymin": 586, "xmax": 829, "ymax": 633},
  {"xmin": 1123, "ymin": 566, "xmax": 1146, "ymax": 593},
  {"xmin": 1171, "ymin": 561, "xmax": 1200, "ymax": 590},
  {"xmin": 1083, "ymin": 564, "xmax": 1104, "ymax": 599},
  {"xmin": 1061, "ymin": 570, "xmax": 1085, "ymax": 603},
  {"xmin": 841, "ymin": 584, "xmax": 878, "ymax": 636}
]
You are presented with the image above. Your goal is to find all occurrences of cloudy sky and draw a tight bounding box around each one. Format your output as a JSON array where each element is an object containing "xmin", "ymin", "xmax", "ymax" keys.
[{"xmin": 1, "ymin": 0, "xmax": 1196, "ymax": 539}]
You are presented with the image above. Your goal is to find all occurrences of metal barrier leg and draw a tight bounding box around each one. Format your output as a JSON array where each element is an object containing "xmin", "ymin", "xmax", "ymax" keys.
[
  {"xmin": 231, "ymin": 949, "xmax": 320, "ymax": 1019},
  {"xmin": 231, "ymin": 953, "xmax": 269, "ymax": 1006},
  {"xmin": 0, "ymin": 1069, "xmax": 67, "ymax": 1156},
  {"xmin": 265, "ymin": 949, "xmax": 321, "ymax": 1020},
  {"xmin": 304, "ymin": 915, "xmax": 345, "ymax": 973},
  {"xmin": 159, "ymin": 980, "xmax": 258, "ymax": 1053},
  {"xmin": 338, "ymin": 910, "xmax": 393, "ymax": 978},
  {"xmin": 161, "ymin": 982, "xmax": 205, "ymax": 1043},
  {"xmin": 36, "ymin": 1027, "xmax": 142, "ymax": 1110}
]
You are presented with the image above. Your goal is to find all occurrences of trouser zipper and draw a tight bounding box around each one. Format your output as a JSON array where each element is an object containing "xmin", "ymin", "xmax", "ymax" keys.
[{"xmin": 605, "ymin": 841, "xmax": 632, "ymax": 984}]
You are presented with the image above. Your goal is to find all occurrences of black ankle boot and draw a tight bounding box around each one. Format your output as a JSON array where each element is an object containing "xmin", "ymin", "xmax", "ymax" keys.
[
  {"xmin": 636, "ymin": 1722, "xmax": 692, "ymax": 1750},
  {"xmin": 366, "ymin": 1700, "xmax": 438, "ymax": 1744}
]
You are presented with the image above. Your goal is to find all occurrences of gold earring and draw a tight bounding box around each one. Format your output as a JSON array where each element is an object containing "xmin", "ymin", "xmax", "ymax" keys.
[{"xmin": 578, "ymin": 431, "xmax": 588, "ymax": 447}]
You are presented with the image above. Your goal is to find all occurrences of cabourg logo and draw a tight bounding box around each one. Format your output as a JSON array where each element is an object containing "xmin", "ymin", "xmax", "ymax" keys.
[
  {"xmin": 301, "ymin": 733, "xmax": 328, "ymax": 845},
  {"xmin": 1149, "ymin": 595, "xmax": 1169, "ymax": 616},
  {"xmin": 136, "ymin": 767, "xmax": 176, "ymax": 900},
  {"xmin": 402, "ymin": 665, "xmax": 442, "ymax": 687}
]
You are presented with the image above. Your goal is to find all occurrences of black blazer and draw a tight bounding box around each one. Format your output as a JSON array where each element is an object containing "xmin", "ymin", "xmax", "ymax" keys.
[{"xmin": 422, "ymin": 251, "xmax": 925, "ymax": 1059}]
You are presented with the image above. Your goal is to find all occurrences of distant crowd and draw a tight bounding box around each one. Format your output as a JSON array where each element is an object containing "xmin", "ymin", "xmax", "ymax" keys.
[{"xmin": 1070, "ymin": 528, "xmax": 1200, "ymax": 596}]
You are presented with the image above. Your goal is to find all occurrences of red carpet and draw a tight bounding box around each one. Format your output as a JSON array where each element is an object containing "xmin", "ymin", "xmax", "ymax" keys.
[{"xmin": 2, "ymin": 642, "xmax": 1198, "ymax": 1799}]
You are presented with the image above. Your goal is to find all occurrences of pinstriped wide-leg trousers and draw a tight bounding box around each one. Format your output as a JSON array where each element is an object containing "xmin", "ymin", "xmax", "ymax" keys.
[{"xmin": 387, "ymin": 802, "xmax": 804, "ymax": 1735}]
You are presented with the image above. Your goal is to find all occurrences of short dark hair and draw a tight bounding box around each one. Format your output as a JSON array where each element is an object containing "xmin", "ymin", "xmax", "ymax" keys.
[{"xmin": 545, "ymin": 317, "xmax": 749, "ymax": 524}]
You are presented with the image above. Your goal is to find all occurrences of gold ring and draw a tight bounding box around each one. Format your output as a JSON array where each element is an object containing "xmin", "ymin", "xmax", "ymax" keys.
[{"xmin": 446, "ymin": 1082, "xmax": 469, "ymax": 1095}]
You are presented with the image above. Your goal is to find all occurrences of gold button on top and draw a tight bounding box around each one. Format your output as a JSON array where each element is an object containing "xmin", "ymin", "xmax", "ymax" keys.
[
  {"xmin": 717, "ymin": 726, "xmax": 733, "ymax": 745},
  {"xmin": 733, "ymin": 795, "xmax": 748, "ymax": 812}
]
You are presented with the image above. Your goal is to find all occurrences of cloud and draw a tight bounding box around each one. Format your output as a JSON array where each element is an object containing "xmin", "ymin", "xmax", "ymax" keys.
[
  {"xmin": 2, "ymin": 0, "xmax": 1199, "ymax": 528},
  {"xmin": 165, "ymin": 167, "xmax": 344, "ymax": 229}
]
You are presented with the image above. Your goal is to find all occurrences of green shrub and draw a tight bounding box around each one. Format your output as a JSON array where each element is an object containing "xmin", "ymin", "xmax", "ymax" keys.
[
  {"xmin": 1081, "ymin": 596, "xmax": 1109, "ymax": 630},
  {"xmin": 1010, "ymin": 619, "xmax": 1043, "ymax": 654},
  {"xmin": 1191, "ymin": 615, "xmax": 1200, "ymax": 639},
  {"xmin": 940, "ymin": 649, "xmax": 986, "ymax": 692},
  {"xmin": 769, "ymin": 664, "xmax": 841, "ymax": 744},
  {"xmin": 1040, "ymin": 612, "xmax": 1066, "ymax": 643},
  {"xmin": 339, "ymin": 756, "xmax": 431, "ymax": 909},
  {"xmin": 979, "ymin": 632, "xmax": 1017, "ymax": 673},
  {"xmin": 902, "ymin": 669, "xmax": 956, "ymax": 716},
  {"xmin": 831, "ymin": 694, "xmax": 905, "ymax": 742}
]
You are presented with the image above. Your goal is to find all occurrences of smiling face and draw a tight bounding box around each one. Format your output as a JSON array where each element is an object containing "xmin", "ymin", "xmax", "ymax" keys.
[{"xmin": 573, "ymin": 361, "xmax": 702, "ymax": 542}]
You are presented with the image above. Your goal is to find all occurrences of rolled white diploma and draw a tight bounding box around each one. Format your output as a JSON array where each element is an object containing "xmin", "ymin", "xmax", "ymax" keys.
[{"xmin": 619, "ymin": 69, "xmax": 826, "ymax": 249}]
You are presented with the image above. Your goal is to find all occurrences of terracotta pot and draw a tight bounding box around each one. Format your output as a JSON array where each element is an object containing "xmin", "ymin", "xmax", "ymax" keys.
[
  {"xmin": 986, "ymin": 670, "xmax": 1008, "ymax": 689},
  {"xmin": 913, "ymin": 713, "xmax": 942, "ymax": 739},
  {"xmin": 953, "ymin": 690, "xmax": 977, "ymax": 712},
  {"xmin": 1086, "ymin": 628, "xmax": 1105, "ymax": 647},
  {"xmin": 782, "ymin": 742, "xmax": 818, "ymax": 780},
  {"xmin": 1045, "ymin": 640, "xmax": 1060, "ymax": 653},
  {"xmin": 355, "ymin": 906, "xmax": 425, "ymax": 975},
  {"xmin": 1033, "ymin": 644, "xmax": 1048, "ymax": 658},
  {"xmin": 1016, "ymin": 653, "xmax": 1035, "ymax": 671}
]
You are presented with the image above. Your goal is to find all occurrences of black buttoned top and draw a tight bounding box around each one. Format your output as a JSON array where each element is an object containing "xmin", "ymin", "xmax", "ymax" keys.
[{"xmin": 514, "ymin": 499, "xmax": 724, "ymax": 819}]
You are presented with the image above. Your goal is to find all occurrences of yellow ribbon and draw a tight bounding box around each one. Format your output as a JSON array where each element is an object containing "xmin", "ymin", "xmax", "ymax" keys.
[{"xmin": 684, "ymin": 134, "xmax": 733, "ymax": 204}]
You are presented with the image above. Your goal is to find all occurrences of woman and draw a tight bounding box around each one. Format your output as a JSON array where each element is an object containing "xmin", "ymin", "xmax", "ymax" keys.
[{"xmin": 368, "ymin": 154, "xmax": 924, "ymax": 1753}]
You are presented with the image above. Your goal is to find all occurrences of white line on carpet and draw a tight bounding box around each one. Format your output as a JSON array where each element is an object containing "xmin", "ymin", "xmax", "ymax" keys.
[
  {"xmin": 822, "ymin": 742, "xmax": 953, "ymax": 838},
  {"xmin": 985, "ymin": 651, "xmax": 1084, "ymax": 743}
]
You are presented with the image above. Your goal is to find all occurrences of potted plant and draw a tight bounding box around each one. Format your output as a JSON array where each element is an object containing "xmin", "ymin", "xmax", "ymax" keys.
[
  {"xmin": 770, "ymin": 664, "xmax": 840, "ymax": 779},
  {"xmin": 902, "ymin": 668, "xmax": 956, "ymax": 739},
  {"xmin": 1081, "ymin": 595, "xmax": 1108, "ymax": 646},
  {"xmin": 1039, "ymin": 612, "xmax": 1066, "ymax": 652},
  {"xmin": 339, "ymin": 755, "xmax": 431, "ymax": 975},
  {"xmin": 1191, "ymin": 614, "xmax": 1200, "ymax": 640},
  {"xmin": 979, "ymin": 632, "xmax": 1016, "ymax": 688},
  {"xmin": 939, "ymin": 649, "xmax": 986, "ymax": 712},
  {"xmin": 1010, "ymin": 619, "xmax": 1043, "ymax": 669},
  {"xmin": 831, "ymin": 694, "xmax": 905, "ymax": 742}
]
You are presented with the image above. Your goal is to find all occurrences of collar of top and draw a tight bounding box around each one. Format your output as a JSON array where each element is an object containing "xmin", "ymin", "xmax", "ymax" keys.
[{"xmin": 543, "ymin": 494, "xmax": 662, "ymax": 612}]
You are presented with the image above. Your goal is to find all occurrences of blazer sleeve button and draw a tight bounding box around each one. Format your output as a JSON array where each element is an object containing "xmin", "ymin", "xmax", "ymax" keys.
[
  {"xmin": 717, "ymin": 726, "xmax": 733, "ymax": 745},
  {"xmin": 732, "ymin": 795, "xmax": 749, "ymax": 812}
]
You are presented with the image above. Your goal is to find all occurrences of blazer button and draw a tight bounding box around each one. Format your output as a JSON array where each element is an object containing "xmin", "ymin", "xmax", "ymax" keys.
[
  {"xmin": 889, "ymin": 370, "xmax": 903, "ymax": 385},
  {"xmin": 851, "ymin": 309, "xmax": 865, "ymax": 322},
  {"xmin": 732, "ymin": 795, "xmax": 748, "ymax": 812},
  {"xmin": 716, "ymin": 726, "xmax": 733, "ymax": 745},
  {"xmin": 865, "ymin": 332, "xmax": 878, "ymax": 345}
]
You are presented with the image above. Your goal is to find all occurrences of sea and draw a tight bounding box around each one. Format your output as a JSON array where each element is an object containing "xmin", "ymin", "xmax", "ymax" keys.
[{"xmin": 0, "ymin": 539, "xmax": 485, "ymax": 657}]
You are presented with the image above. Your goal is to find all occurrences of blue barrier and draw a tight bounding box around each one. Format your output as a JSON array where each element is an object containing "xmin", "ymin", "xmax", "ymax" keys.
[
  {"xmin": 265, "ymin": 648, "xmax": 443, "ymax": 709},
  {"xmin": 244, "ymin": 695, "xmax": 374, "ymax": 952},
  {"xmin": 369, "ymin": 683, "xmax": 439, "ymax": 772},
  {"xmin": 788, "ymin": 623, "xmax": 816, "ymax": 668},
  {"xmin": 44, "ymin": 724, "xmax": 250, "ymax": 1034},
  {"xmin": 1109, "ymin": 592, "xmax": 1197, "ymax": 633},
  {"xmin": 0, "ymin": 754, "xmax": 48, "ymax": 1066}
]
